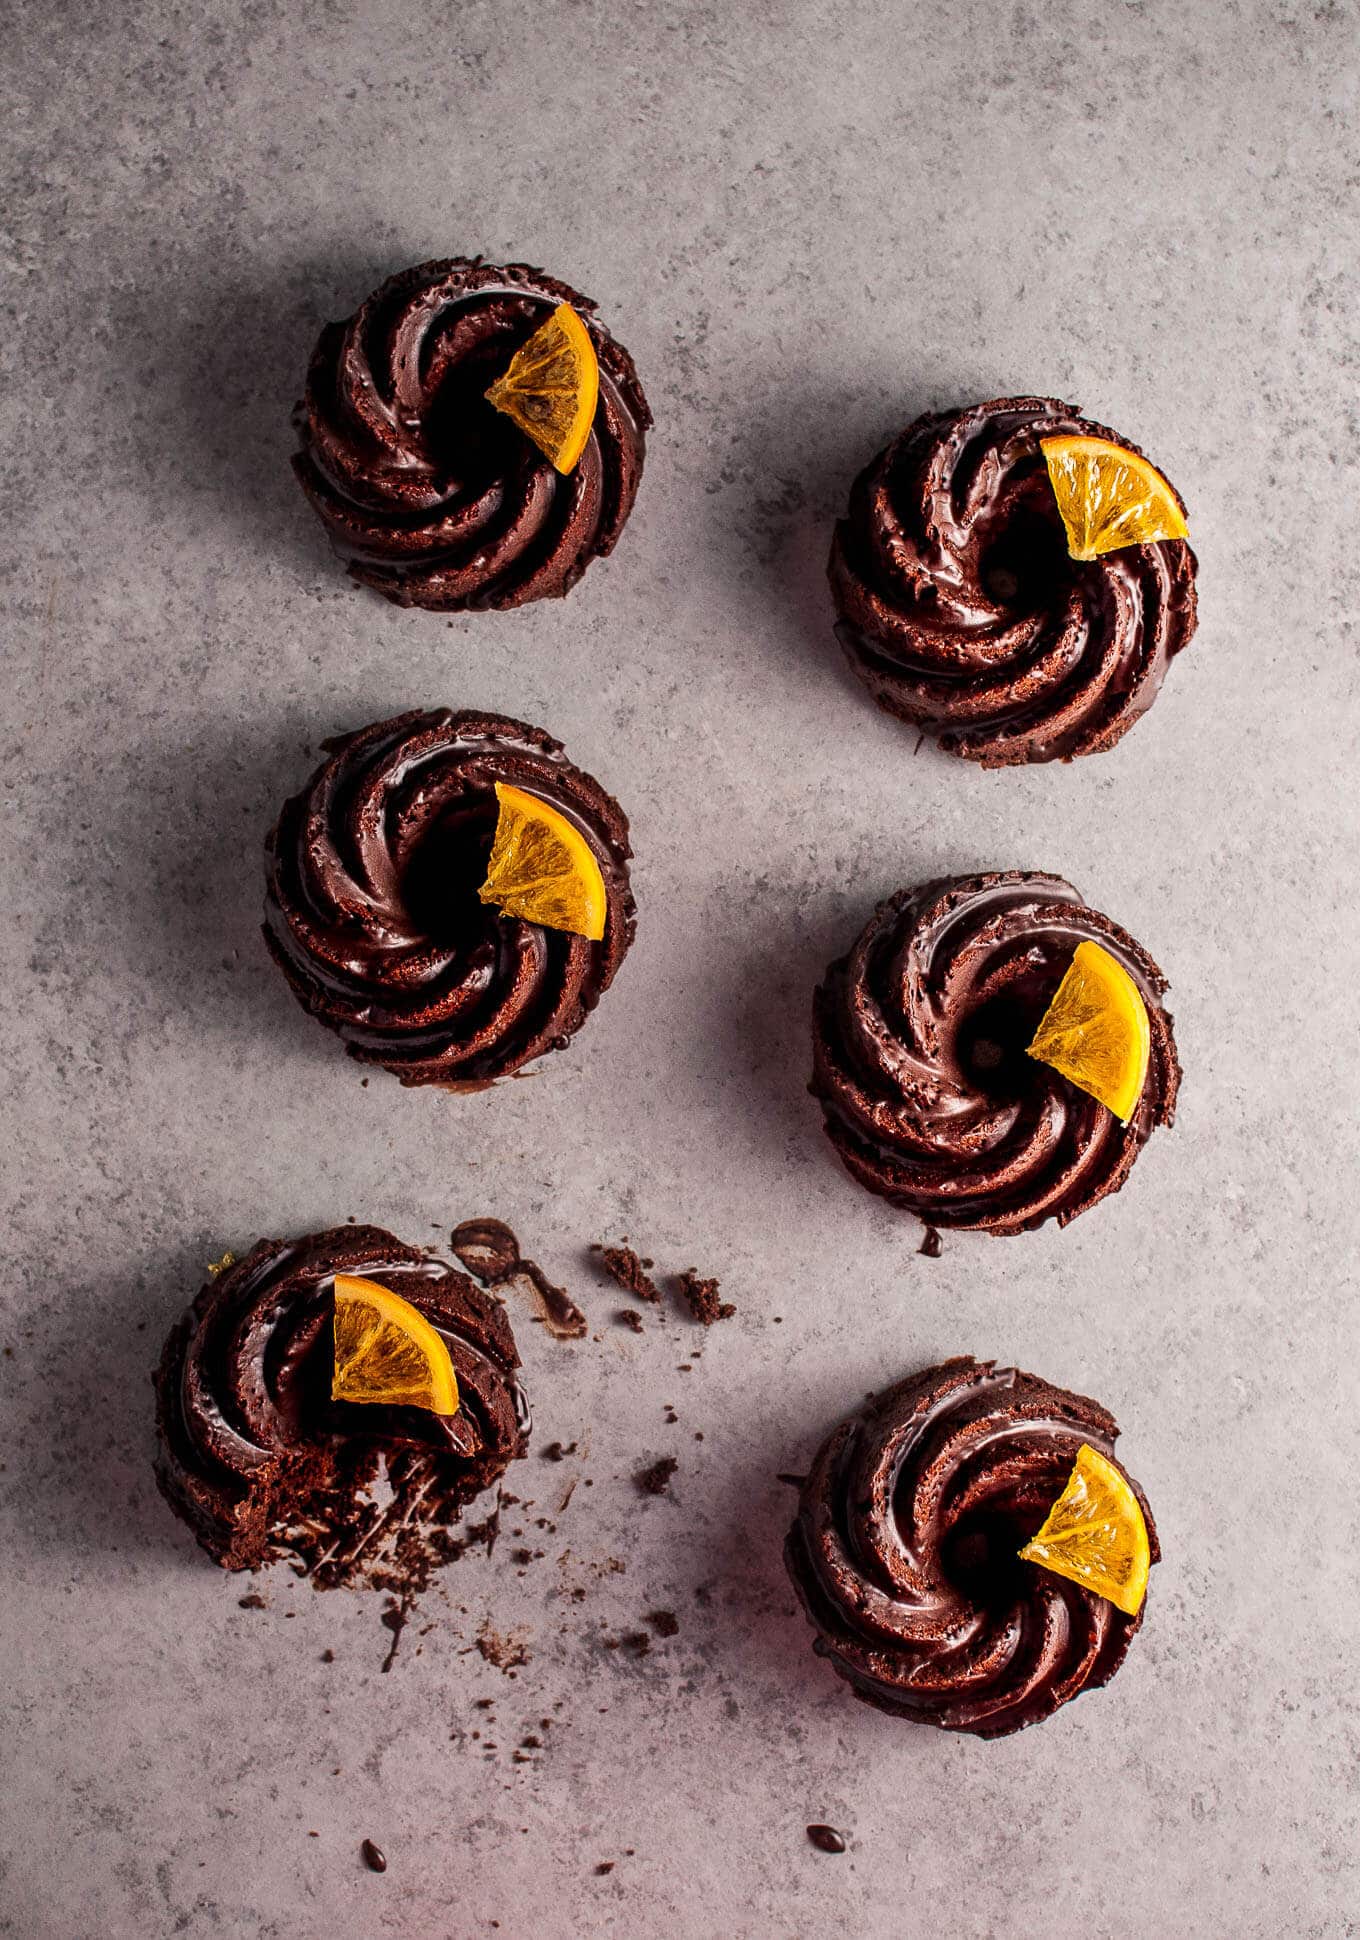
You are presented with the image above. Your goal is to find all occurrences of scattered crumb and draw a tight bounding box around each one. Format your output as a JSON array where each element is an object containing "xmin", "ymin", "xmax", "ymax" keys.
[
  {"xmin": 476, "ymin": 1620, "xmax": 532, "ymax": 1671},
  {"xmin": 541, "ymin": 1441, "xmax": 577, "ymax": 1463},
  {"xmin": 646, "ymin": 1609, "xmax": 679, "ymax": 1637},
  {"xmin": 595, "ymin": 1861, "xmax": 615, "ymax": 1876},
  {"xmin": 605, "ymin": 1630, "xmax": 651, "ymax": 1656},
  {"xmin": 238, "ymin": 1593, "xmax": 266, "ymax": 1610},
  {"xmin": 919, "ymin": 1226, "xmax": 943, "ymax": 1258},
  {"xmin": 361, "ymin": 1838, "xmax": 387, "ymax": 1873},
  {"xmin": 320, "ymin": 1648, "xmax": 334, "ymax": 1663},
  {"xmin": 675, "ymin": 1268, "xmax": 735, "ymax": 1326},
  {"xmin": 598, "ymin": 1245, "xmax": 661, "ymax": 1302},
  {"xmin": 807, "ymin": 1824, "xmax": 847, "ymax": 1854},
  {"xmin": 616, "ymin": 1309, "xmax": 644, "ymax": 1332},
  {"xmin": 634, "ymin": 1457, "xmax": 678, "ymax": 1498}
]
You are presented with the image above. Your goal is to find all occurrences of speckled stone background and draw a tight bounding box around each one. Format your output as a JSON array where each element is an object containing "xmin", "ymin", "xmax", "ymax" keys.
[{"xmin": 3, "ymin": 2, "xmax": 1358, "ymax": 1934}]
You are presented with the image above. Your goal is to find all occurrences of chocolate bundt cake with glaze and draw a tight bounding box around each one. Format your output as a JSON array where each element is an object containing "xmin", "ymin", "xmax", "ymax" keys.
[
  {"xmin": 811, "ymin": 872, "xmax": 1179, "ymax": 1234},
  {"xmin": 153, "ymin": 1225, "xmax": 530, "ymax": 1585},
  {"xmin": 829, "ymin": 397, "xmax": 1197, "ymax": 764},
  {"xmin": 785, "ymin": 1357, "xmax": 1159, "ymax": 1737},
  {"xmin": 263, "ymin": 708, "xmax": 635, "ymax": 1088},
  {"xmin": 293, "ymin": 258, "xmax": 650, "ymax": 609}
]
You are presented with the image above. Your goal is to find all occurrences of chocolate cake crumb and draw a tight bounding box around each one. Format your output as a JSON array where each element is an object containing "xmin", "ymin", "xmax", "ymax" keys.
[
  {"xmin": 606, "ymin": 1630, "xmax": 651, "ymax": 1655},
  {"xmin": 237, "ymin": 1592, "xmax": 266, "ymax": 1609},
  {"xmin": 919, "ymin": 1225, "xmax": 943, "ymax": 1258},
  {"xmin": 320, "ymin": 1648, "xmax": 335, "ymax": 1663},
  {"xmin": 476, "ymin": 1621, "xmax": 531, "ymax": 1671},
  {"xmin": 595, "ymin": 1861, "xmax": 614, "ymax": 1875},
  {"xmin": 598, "ymin": 1245, "xmax": 661, "ymax": 1303},
  {"xmin": 361, "ymin": 1838, "xmax": 387, "ymax": 1873},
  {"xmin": 807, "ymin": 1824, "xmax": 847, "ymax": 1854},
  {"xmin": 634, "ymin": 1457, "xmax": 678, "ymax": 1497},
  {"xmin": 617, "ymin": 1309, "xmax": 645, "ymax": 1332},
  {"xmin": 675, "ymin": 1268, "xmax": 734, "ymax": 1326},
  {"xmin": 541, "ymin": 1441, "xmax": 577, "ymax": 1462},
  {"xmin": 646, "ymin": 1609, "xmax": 679, "ymax": 1637}
]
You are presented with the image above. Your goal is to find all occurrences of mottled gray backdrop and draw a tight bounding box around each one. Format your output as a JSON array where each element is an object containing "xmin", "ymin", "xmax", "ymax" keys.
[{"xmin": 3, "ymin": 2, "xmax": 1357, "ymax": 1935}]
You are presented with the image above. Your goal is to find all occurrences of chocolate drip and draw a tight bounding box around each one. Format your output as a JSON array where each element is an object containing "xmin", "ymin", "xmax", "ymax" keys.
[
  {"xmin": 263, "ymin": 709, "xmax": 635, "ymax": 1087},
  {"xmin": 811, "ymin": 871, "xmax": 1179, "ymax": 1235},
  {"xmin": 829, "ymin": 397, "xmax": 1198, "ymax": 764},
  {"xmin": 785, "ymin": 1357, "xmax": 1159, "ymax": 1737},
  {"xmin": 293, "ymin": 258, "xmax": 650, "ymax": 611},
  {"xmin": 451, "ymin": 1217, "xmax": 587, "ymax": 1340}
]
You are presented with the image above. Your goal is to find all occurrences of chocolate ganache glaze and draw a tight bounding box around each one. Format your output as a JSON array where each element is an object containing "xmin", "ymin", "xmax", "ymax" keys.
[
  {"xmin": 152, "ymin": 1226, "xmax": 530, "ymax": 1585},
  {"xmin": 785, "ymin": 1357, "xmax": 1159, "ymax": 1736},
  {"xmin": 829, "ymin": 397, "xmax": 1198, "ymax": 764},
  {"xmin": 293, "ymin": 258, "xmax": 651, "ymax": 610},
  {"xmin": 263, "ymin": 709, "xmax": 635, "ymax": 1087},
  {"xmin": 811, "ymin": 873, "xmax": 1179, "ymax": 1234}
]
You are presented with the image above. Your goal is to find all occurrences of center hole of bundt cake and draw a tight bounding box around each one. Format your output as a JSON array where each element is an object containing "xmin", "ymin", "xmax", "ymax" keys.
[
  {"xmin": 957, "ymin": 992, "xmax": 1047, "ymax": 1097},
  {"xmin": 423, "ymin": 351, "xmax": 527, "ymax": 485},
  {"xmin": 978, "ymin": 487, "xmax": 1072, "ymax": 611},
  {"xmin": 942, "ymin": 1511, "xmax": 1030, "ymax": 1609},
  {"xmin": 401, "ymin": 796, "xmax": 500, "ymax": 948}
]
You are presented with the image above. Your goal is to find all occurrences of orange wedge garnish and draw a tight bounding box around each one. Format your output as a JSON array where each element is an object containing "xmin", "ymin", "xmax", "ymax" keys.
[
  {"xmin": 1041, "ymin": 434, "xmax": 1188, "ymax": 560},
  {"xmin": 1019, "ymin": 1443, "xmax": 1151, "ymax": 1616},
  {"xmin": 1027, "ymin": 939, "xmax": 1150, "ymax": 1123},
  {"xmin": 332, "ymin": 1274, "xmax": 459, "ymax": 1416},
  {"xmin": 478, "ymin": 782, "xmax": 607, "ymax": 942},
  {"xmin": 484, "ymin": 303, "xmax": 599, "ymax": 474}
]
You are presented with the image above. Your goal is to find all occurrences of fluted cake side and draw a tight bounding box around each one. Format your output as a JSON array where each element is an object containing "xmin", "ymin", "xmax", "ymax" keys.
[
  {"xmin": 263, "ymin": 708, "xmax": 636, "ymax": 1088},
  {"xmin": 811, "ymin": 871, "xmax": 1179, "ymax": 1234},
  {"xmin": 785, "ymin": 1357, "xmax": 1159, "ymax": 1737},
  {"xmin": 153, "ymin": 1225, "xmax": 530, "ymax": 1587},
  {"xmin": 829, "ymin": 396, "xmax": 1198, "ymax": 765},
  {"xmin": 294, "ymin": 257, "xmax": 651, "ymax": 610}
]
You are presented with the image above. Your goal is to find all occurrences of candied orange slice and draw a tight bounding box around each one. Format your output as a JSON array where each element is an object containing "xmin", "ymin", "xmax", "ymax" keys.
[
  {"xmin": 1019, "ymin": 1443, "xmax": 1150, "ymax": 1616},
  {"xmin": 1041, "ymin": 434, "xmax": 1188, "ymax": 560},
  {"xmin": 478, "ymin": 782, "xmax": 607, "ymax": 942},
  {"xmin": 332, "ymin": 1274, "xmax": 459, "ymax": 1416},
  {"xmin": 484, "ymin": 303, "xmax": 600, "ymax": 474},
  {"xmin": 1027, "ymin": 939, "xmax": 1150, "ymax": 1123}
]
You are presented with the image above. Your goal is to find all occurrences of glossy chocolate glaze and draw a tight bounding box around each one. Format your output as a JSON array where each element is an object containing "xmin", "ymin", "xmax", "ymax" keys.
[
  {"xmin": 829, "ymin": 396, "xmax": 1198, "ymax": 765},
  {"xmin": 152, "ymin": 1226, "xmax": 530, "ymax": 1583},
  {"xmin": 785, "ymin": 1357, "xmax": 1159, "ymax": 1737},
  {"xmin": 263, "ymin": 708, "xmax": 635, "ymax": 1087},
  {"xmin": 811, "ymin": 872, "xmax": 1179, "ymax": 1235},
  {"xmin": 293, "ymin": 258, "xmax": 651, "ymax": 610}
]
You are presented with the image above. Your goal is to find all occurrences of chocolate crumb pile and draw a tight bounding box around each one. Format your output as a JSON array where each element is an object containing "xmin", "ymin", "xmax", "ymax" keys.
[
  {"xmin": 675, "ymin": 1268, "xmax": 735, "ymax": 1326},
  {"xmin": 597, "ymin": 1245, "xmax": 660, "ymax": 1302},
  {"xmin": 634, "ymin": 1456, "xmax": 678, "ymax": 1497},
  {"xmin": 592, "ymin": 1239, "xmax": 735, "ymax": 1327}
]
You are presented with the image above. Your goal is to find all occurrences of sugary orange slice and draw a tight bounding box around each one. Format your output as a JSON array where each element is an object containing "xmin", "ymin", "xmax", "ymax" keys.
[
  {"xmin": 1019, "ymin": 1443, "xmax": 1151, "ymax": 1616},
  {"xmin": 332, "ymin": 1273, "xmax": 459, "ymax": 1416},
  {"xmin": 478, "ymin": 782, "xmax": 607, "ymax": 942},
  {"xmin": 1041, "ymin": 434, "xmax": 1188, "ymax": 560},
  {"xmin": 1027, "ymin": 939, "xmax": 1150, "ymax": 1123},
  {"xmin": 484, "ymin": 303, "xmax": 600, "ymax": 474}
]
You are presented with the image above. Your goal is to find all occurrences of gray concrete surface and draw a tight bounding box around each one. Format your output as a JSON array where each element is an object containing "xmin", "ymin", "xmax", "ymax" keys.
[{"xmin": 3, "ymin": 2, "xmax": 1358, "ymax": 1934}]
